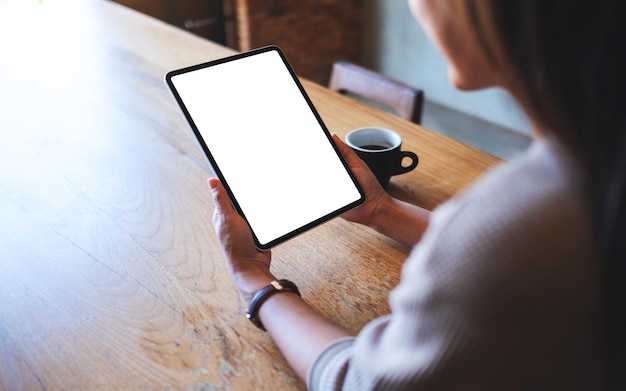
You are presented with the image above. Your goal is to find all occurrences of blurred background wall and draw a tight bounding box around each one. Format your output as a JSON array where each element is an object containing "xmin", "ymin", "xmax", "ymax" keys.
[{"xmin": 361, "ymin": 0, "xmax": 532, "ymax": 137}]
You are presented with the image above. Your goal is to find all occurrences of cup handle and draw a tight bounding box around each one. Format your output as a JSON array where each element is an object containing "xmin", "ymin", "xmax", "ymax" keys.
[{"xmin": 393, "ymin": 151, "xmax": 419, "ymax": 175}]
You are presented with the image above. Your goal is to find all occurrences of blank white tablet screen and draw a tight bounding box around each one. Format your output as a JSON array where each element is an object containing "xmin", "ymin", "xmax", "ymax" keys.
[{"xmin": 168, "ymin": 48, "xmax": 363, "ymax": 248}]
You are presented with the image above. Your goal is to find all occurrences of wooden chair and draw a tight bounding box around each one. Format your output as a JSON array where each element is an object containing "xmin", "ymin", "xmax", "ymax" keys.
[{"xmin": 329, "ymin": 60, "xmax": 424, "ymax": 124}]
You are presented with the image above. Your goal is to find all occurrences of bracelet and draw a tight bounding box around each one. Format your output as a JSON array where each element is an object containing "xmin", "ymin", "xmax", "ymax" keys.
[{"xmin": 246, "ymin": 279, "xmax": 301, "ymax": 331}]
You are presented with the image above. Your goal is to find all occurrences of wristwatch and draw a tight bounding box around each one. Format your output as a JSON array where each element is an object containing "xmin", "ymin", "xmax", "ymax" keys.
[{"xmin": 245, "ymin": 279, "xmax": 301, "ymax": 331}]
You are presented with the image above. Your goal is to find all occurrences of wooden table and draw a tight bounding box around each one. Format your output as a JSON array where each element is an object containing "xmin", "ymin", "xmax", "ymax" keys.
[{"xmin": 0, "ymin": 1, "xmax": 500, "ymax": 390}]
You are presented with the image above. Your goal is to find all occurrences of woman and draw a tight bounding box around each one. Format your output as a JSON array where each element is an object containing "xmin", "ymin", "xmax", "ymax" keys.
[{"xmin": 209, "ymin": 0, "xmax": 625, "ymax": 389}]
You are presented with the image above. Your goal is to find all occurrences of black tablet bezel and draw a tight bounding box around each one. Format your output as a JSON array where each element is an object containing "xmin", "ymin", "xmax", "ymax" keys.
[{"xmin": 164, "ymin": 46, "xmax": 365, "ymax": 250}]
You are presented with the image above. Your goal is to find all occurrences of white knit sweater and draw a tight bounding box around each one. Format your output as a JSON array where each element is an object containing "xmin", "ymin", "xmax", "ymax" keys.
[{"xmin": 308, "ymin": 136, "xmax": 604, "ymax": 390}]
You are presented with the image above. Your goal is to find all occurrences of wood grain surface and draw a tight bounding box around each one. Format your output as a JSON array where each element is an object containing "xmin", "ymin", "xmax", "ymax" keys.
[{"xmin": 0, "ymin": 1, "xmax": 500, "ymax": 390}]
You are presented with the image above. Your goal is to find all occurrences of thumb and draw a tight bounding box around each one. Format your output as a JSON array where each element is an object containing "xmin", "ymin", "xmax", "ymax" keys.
[
  {"xmin": 332, "ymin": 133, "xmax": 365, "ymax": 167},
  {"xmin": 208, "ymin": 177, "xmax": 221, "ymax": 192},
  {"xmin": 208, "ymin": 177, "xmax": 231, "ymax": 212}
]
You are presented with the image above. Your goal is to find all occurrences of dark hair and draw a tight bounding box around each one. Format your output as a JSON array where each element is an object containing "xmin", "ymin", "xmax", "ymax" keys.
[{"xmin": 468, "ymin": 0, "xmax": 626, "ymax": 387}]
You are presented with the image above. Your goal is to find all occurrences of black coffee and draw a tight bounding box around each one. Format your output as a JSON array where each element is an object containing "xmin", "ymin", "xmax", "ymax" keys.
[{"xmin": 360, "ymin": 144, "xmax": 390, "ymax": 150}]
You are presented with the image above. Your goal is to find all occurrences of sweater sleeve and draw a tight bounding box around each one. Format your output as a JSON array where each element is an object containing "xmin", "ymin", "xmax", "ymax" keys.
[
  {"xmin": 306, "ymin": 336, "xmax": 356, "ymax": 390},
  {"xmin": 308, "ymin": 199, "xmax": 489, "ymax": 390}
]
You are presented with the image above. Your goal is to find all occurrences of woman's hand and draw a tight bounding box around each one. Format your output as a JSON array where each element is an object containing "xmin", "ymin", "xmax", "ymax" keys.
[
  {"xmin": 333, "ymin": 134, "xmax": 431, "ymax": 247},
  {"xmin": 208, "ymin": 177, "xmax": 275, "ymax": 302},
  {"xmin": 209, "ymin": 176, "xmax": 350, "ymax": 382},
  {"xmin": 332, "ymin": 134, "xmax": 392, "ymax": 227}
]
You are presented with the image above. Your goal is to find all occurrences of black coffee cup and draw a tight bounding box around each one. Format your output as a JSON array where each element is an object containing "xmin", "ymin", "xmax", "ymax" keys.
[{"xmin": 346, "ymin": 127, "xmax": 419, "ymax": 188}]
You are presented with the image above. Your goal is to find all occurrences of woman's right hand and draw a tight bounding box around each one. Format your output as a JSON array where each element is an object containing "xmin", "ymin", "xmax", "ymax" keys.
[{"xmin": 332, "ymin": 134, "xmax": 392, "ymax": 228}]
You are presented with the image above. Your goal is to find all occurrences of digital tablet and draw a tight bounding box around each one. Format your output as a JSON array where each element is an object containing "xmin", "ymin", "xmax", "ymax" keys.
[{"xmin": 165, "ymin": 46, "xmax": 365, "ymax": 250}]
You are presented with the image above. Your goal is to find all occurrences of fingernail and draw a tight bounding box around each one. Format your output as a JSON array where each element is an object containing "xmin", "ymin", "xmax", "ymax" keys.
[{"xmin": 207, "ymin": 178, "xmax": 218, "ymax": 191}]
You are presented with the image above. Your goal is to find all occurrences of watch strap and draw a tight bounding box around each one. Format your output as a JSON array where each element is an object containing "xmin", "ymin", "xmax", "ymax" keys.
[{"xmin": 245, "ymin": 279, "xmax": 301, "ymax": 331}]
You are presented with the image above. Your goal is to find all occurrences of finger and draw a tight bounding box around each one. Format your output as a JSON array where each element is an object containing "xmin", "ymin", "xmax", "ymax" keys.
[
  {"xmin": 208, "ymin": 177, "xmax": 223, "ymax": 208},
  {"xmin": 333, "ymin": 133, "xmax": 374, "ymax": 178},
  {"xmin": 331, "ymin": 133, "xmax": 348, "ymax": 153},
  {"xmin": 208, "ymin": 177, "xmax": 236, "ymax": 222},
  {"xmin": 208, "ymin": 178, "xmax": 231, "ymax": 208},
  {"xmin": 332, "ymin": 133, "xmax": 362, "ymax": 166},
  {"xmin": 208, "ymin": 178, "xmax": 224, "ymax": 225}
]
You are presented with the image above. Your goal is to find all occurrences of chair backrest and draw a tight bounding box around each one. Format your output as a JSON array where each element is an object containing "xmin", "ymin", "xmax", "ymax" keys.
[{"xmin": 329, "ymin": 60, "xmax": 424, "ymax": 124}]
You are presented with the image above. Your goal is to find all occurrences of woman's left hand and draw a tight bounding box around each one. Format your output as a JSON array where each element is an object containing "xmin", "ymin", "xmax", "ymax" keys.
[
  {"xmin": 209, "ymin": 179, "xmax": 350, "ymax": 383},
  {"xmin": 208, "ymin": 177, "xmax": 275, "ymax": 302}
]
